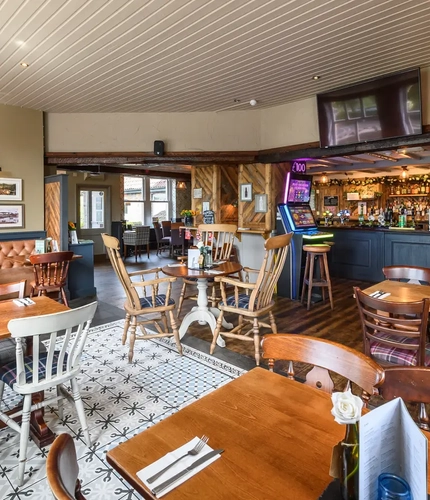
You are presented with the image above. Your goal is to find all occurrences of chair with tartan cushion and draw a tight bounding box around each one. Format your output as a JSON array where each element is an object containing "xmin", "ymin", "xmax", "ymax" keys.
[
  {"xmin": 123, "ymin": 225, "xmax": 150, "ymax": 262},
  {"xmin": 0, "ymin": 302, "xmax": 97, "ymax": 486},
  {"xmin": 354, "ymin": 287, "xmax": 430, "ymax": 367},
  {"xmin": 210, "ymin": 232, "xmax": 293, "ymax": 365},
  {"xmin": 102, "ymin": 233, "xmax": 182, "ymax": 362},
  {"xmin": 177, "ymin": 224, "xmax": 238, "ymax": 317}
]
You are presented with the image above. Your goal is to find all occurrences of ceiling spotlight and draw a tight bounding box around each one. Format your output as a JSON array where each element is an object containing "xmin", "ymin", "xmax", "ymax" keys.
[
  {"xmin": 321, "ymin": 173, "xmax": 328, "ymax": 183},
  {"xmin": 250, "ymin": 99, "xmax": 257, "ymax": 106},
  {"xmin": 312, "ymin": 75, "xmax": 321, "ymax": 80},
  {"xmin": 20, "ymin": 62, "xmax": 29, "ymax": 68},
  {"xmin": 400, "ymin": 167, "xmax": 409, "ymax": 180}
]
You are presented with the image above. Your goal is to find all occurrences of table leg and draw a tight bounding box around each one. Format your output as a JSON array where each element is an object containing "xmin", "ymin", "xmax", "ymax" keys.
[
  {"xmin": 178, "ymin": 278, "xmax": 226, "ymax": 348},
  {"xmin": 0, "ymin": 391, "xmax": 56, "ymax": 448},
  {"xmin": 29, "ymin": 391, "xmax": 56, "ymax": 448}
]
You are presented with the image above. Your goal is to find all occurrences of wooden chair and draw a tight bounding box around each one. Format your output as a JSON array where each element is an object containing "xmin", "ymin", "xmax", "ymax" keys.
[
  {"xmin": 169, "ymin": 222, "xmax": 185, "ymax": 257},
  {"xmin": 210, "ymin": 232, "xmax": 293, "ymax": 365},
  {"xmin": 177, "ymin": 224, "xmax": 238, "ymax": 317},
  {"xmin": 161, "ymin": 220, "xmax": 171, "ymax": 238},
  {"xmin": 102, "ymin": 233, "xmax": 182, "ymax": 362},
  {"xmin": 378, "ymin": 366, "xmax": 430, "ymax": 430},
  {"xmin": 0, "ymin": 302, "xmax": 97, "ymax": 486},
  {"xmin": 0, "ymin": 279, "xmax": 26, "ymax": 300},
  {"xmin": 383, "ymin": 265, "xmax": 430, "ymax": 284},
  {"xmin": 123, "ymin": 225, "xmax": 150, "ymax": 262},
  {"xmin": 47, "ymin": 433, "xmax": 86, "ymax": 499},
  {"xmin": 29, "ymin": 251, "xmax": 74, "ymax": 307},
  {"xmin": 261, "ymin": 334, "xmax": 385, "ymax": 405},
  {"xmin": 354, "ymin": 287, "xmax": 430, "ymax": 367},
  {"xmin": 154, "ymin": 221, "xmax": 170, "ymax": 255},
  {"xmin": 0, "ymin": 280, "xmax": 27, "ymax": 367}
]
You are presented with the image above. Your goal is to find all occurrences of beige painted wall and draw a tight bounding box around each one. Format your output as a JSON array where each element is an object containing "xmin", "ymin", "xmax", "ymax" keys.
[
  {"xmin": 45, "ymin": 110, "xmax": 261, "ymax": 152},
  {"xmin": 64, "ymin": 171, "xmax": 122, "ymax": 223},
  {"xmin": 46, "ymin": 65, "xmax": 430, "ymax": 153},
  {"xmin": 0, "ymin": 105, "xmax": 44, "ymax": 233}
]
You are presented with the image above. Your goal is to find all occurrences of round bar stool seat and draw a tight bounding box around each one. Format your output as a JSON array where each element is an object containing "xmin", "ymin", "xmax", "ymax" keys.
[{"xmin": 301, "ymin": 244, "xmax": 333, "ymax": 311}]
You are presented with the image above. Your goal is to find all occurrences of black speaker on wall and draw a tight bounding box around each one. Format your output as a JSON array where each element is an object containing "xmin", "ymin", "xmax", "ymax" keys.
[{"xmin": 154, "ymin": 140, "xmax": 165, "ymax": 156}]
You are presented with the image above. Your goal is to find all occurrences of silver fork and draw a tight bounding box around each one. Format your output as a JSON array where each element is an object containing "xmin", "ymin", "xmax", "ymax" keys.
[{"xmin": 147, "ymin": 435, "xmax": 209, "ymax": 484}]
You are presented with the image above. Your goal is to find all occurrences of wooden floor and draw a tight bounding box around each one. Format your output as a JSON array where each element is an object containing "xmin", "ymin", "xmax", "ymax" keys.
[{"xmin": 94, "ymin": 252, "xmax": 372, "ymax": 362}]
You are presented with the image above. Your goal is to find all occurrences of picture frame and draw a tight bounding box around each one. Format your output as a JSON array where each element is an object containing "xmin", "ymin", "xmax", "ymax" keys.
[
  {"xmin": 0, "ymin": 204, "xmax": 24, "ymax": 228},
  {"xmin": 0, "ymin": 178, "xmax": 22, "ymax": 201},
  {"xmin": 240, "ymin": 183, "xmax": 252, "ymax": 202},
  {"xmin": 193, "ymin": 188, "xmax": 202, "ymax": 199},
  {"xmin": 255, "ymin": 194, "xmax": 268, "ymax": 213}
]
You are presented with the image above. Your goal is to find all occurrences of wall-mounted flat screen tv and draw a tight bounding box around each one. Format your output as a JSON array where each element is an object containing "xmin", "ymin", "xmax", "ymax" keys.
[{"xmin": 317, "ymin": 68, "xmax": 422, "ymax": 148}]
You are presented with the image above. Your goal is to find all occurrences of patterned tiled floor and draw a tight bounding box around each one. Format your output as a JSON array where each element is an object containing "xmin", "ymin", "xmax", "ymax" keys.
[{"xmin": 0, "ymin": 320, "xmax": 246, "ymax": 499}]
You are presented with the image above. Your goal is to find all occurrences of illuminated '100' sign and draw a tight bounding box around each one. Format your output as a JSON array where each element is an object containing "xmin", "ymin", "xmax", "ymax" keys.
[{"xmin": 291, "ymin": 161, "xmax": 306, "ymax": 173}]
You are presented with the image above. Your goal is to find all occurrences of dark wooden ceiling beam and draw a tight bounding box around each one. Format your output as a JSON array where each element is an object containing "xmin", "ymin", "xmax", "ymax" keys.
[
  {"xmin": 45, "ymin": 151, "xmax": 257, "ymax": 165},
  {"xmin": 58, "ymin": 164, "xmax": 191, "ymax": 180}
]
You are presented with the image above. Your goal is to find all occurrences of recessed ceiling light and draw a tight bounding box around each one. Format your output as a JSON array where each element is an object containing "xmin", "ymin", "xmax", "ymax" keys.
[
  {"xmin": 312, "ymin": 75, "xmax": 321, "ymax": 80},
  {"xmin": 20, "ymin": 62, "xmax": 29, "ymax": 68}
]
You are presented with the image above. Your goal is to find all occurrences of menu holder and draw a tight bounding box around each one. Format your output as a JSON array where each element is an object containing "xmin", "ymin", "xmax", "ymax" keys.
[
  {"xmin": 360, "ymin": 398, "xmax": 428, "ymax": 499},
  {"xmin": 187, "ymin": 248, "xmax": 200, "ymax": 269}
]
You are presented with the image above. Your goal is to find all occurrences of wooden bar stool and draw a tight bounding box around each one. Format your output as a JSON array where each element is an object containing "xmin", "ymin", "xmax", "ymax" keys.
[{"xmin": 301, "ymin": 244, "xmax": 333, "ymax": 311}]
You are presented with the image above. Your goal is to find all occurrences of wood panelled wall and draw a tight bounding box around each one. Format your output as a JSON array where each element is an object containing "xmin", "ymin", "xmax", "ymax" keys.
[{"xmin": 192, "ymin": 162, "xmax": 289, "ymax": 231}]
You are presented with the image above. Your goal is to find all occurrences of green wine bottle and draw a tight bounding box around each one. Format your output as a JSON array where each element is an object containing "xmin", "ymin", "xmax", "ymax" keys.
[{"xmin": 340, "ymin": 423, "xmax": 359, "ymax": 500}]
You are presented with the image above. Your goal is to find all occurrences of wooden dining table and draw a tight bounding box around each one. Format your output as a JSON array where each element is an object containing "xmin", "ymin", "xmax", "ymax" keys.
[
  {"xmin": 106, "ymin": 367, "xmax": 430, "ymax": 499},
  {"xmin": 363, "ymin": 279, "xmax": 430, "ymax": 302},
  {"xmin": 0, "ymin": 295, "xmax": 69, "ymax": 447}
]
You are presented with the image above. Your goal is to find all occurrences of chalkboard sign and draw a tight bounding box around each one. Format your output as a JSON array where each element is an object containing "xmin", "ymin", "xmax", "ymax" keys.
[
  {"xmin": 324, "ymin": 196, "xmax": 338, "ymax": 207},
  {"xmin": 203, "ymin": 210, "xmax": 215, "ymax": 224}
]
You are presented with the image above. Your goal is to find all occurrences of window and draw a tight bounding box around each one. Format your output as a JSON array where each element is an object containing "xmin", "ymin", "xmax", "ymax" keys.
[
  {"xmin": 150, "ymin": 178, "xmax": 169, "ymax": 221},
  {"xmin": 123, "ymin": 176, "xmax": 174, "ymax": 224},
  {"xmin": 124, "ymin": 176, "xmax": 145, "ymax": 225}
]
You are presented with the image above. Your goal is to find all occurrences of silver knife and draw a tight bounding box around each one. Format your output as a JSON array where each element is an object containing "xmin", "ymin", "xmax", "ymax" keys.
[{"xmin": 151, "ymin": 448, "xmax": 224, "ymax": 496}]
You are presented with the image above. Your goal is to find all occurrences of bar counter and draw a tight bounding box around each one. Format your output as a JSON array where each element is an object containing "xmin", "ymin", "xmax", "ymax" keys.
[{"xmin": 325, "ymin": 224, "xmax": 430, "ymax": 282}]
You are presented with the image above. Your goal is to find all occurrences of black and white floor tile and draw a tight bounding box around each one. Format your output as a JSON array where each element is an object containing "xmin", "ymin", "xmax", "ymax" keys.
[{"xmin": 0, "ymin": 320, "xmax": 246, "ymax": 499}]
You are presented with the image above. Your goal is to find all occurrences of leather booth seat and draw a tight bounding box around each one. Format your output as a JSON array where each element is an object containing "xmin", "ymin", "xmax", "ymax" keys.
[{"xmin": 0, "ymin": 239, "xmax": 36, "ymax": 295}]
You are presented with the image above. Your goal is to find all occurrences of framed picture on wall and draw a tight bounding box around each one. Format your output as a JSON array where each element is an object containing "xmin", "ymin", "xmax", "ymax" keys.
[
  {"xmin": 193, "ymin": 188, "xmax": 203, "ymax": 199},
  {"xmin": 0, "ymin": 178, "xmax": 22, "ymax": 201},
  {"xmin": 240, "ymin": 183, "xmax": 252, "ymax": 202},
  {"xmin": 255, "ymin": 194, "xmax": 268, "ymax": 213},
  {"xmin": 0, "ymin": 204, "xmax": 24, "ymax": 228}
]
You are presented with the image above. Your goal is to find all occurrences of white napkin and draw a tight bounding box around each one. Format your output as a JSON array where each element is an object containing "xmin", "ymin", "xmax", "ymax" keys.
[
  {"xmin": 205, "ymin": 270, "xmax": 223, "ymax": 275},
  {"xmin": 168, "ymin": 263, "xmax": 185, "ymax": 267},
  {"xmin": 378, "ymin": 293, "xmax": 391, "ymax": 299},
  {"xmin": 137, "ymin": 437, "xmax": 220, "ymax": 498},
  {"xmin": 12, "ymin": 299, "xmax": 25, "ymax": 307}
]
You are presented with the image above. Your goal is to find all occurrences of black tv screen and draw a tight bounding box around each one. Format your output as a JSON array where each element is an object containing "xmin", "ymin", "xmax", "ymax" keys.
[{"xmin": 317, "ymin": 68, "xmax": 422, "ymax": 148}]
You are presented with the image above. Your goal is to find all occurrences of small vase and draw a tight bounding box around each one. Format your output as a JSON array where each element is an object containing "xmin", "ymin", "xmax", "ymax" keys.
[
  {"xmin": 340, "ymin": 423, "xmax": 359, "ymax": 500},
  {"xmin": 184, "ymin": 215, "xmax": 193, "ymax": 227},
  {"xmin": 198, "ymin": 252, "xmax": 205, "ymax": 269}
]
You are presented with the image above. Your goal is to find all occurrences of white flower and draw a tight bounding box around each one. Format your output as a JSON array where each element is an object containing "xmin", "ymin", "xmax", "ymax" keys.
[
  {"xmin": 196, "ymin": 241, "xmax": 204, "ymax": 249},
  {"xmin": 331, "ymin": 390, "xmax": 363, "ymax": 425}
]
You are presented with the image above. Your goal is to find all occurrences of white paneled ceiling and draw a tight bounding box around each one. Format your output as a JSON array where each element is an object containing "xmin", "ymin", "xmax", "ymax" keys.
[{"xmin": 1, "ymin": 0, "xmax": 430, "ymax": 113}]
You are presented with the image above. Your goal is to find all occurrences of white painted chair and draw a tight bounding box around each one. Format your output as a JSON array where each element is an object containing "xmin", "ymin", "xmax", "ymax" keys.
[{"xmin": 0, "ymin": 301, "xmax": 98, "ymax": 486}]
